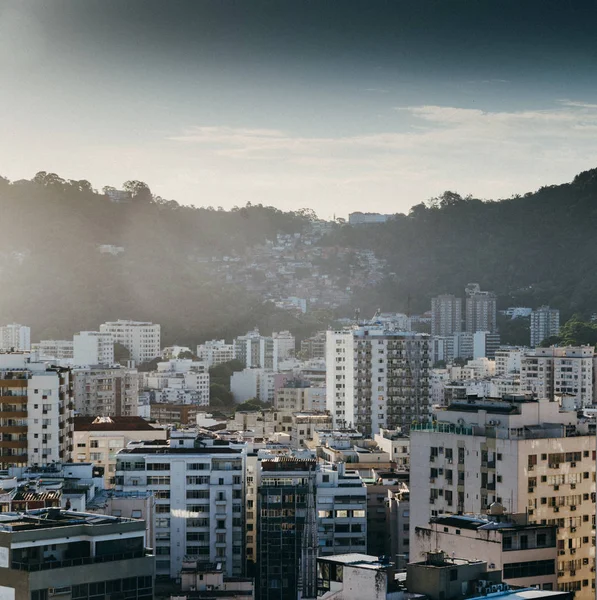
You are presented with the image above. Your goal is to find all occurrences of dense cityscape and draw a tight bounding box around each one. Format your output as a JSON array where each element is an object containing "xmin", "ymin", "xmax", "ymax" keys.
[{"xmin": 0, "ymin": 244, "xmax": 595, "ymax": 599}]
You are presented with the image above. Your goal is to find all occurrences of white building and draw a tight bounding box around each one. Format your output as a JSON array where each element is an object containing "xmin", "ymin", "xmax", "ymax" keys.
[
  {"xmin": 530, "ymin": 307, "xmax": 560, "ymax": 347},
  {"xmin": 197, "ymin": 339, "xmax": 235, "ymax": 367},
  {"xmin": 115, "ymin": 434, "xmax": 245, "ymax": 579},
  {"xmin": 0, "ymin": 353, "xmax": 73, "ymax": 470},
  {"xmin": 495, "ymin": 348, "xmax": 524, "ymax": 375},
  {"xmin": 520, "ymin": 346, "xmax": 594, "ymax": 408},
  {"xmin": 230, "ymin": 368, "xmax": 281, "ymax": 404},
  {"xmin": 99, "ymin": 320, "xmax": 161, "ymax": 364},
  {"xmin": 272, "ymin": 330, "xmax": 296, "ymax": 359},
  {"xmin": 326, "ymin": 327, "xmax": 431, "ymax": 435},
  {"xmin": 32, "ymin": 339, "xmax": 74, "ymax": 361},
  {"xmin": 73, "ymin": 331, "xmax": 115, "ymax": 366},
  {"xmin": 348, "ymin": 212, "xmax": 392, "ymax": 225},
  {"xmin": 233, "ymin": 329, "xmax": 278, "ymax": 371},
  {"xmin": 373, "ymin": 428, "xmax": 410, "ymax": 471},
  {"xmin": 73, "ymin": 366, "xmax": 140, "ymax": 417},
  {"xmin": 409, "ymin": 396, "xmax": 595, "ymax": 598},
  {"xmin": 274, "ymin": 383, "xmax": 326, "ymax": 413},
  {"xmin": 0, "ymin": 323, "xmax": 30, "ymax": 351}
]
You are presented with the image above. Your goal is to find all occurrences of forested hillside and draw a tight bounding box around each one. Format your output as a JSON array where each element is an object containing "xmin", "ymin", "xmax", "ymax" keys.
[
  {"xmin": 338, "ymin": 168, "xmax": 597, "ymax": 318},
  {"xmin": 2, "ymin": 168, "xmax": 597, "ymax": 344}
]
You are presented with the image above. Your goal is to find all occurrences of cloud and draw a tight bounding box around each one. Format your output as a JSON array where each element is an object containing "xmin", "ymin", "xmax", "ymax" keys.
[{"xmin": 164, "ymin": 101, "xmax": 597, "ymax": 213}]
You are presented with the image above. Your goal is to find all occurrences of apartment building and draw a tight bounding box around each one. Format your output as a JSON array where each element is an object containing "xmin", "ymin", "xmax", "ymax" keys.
[
  {"xmin": 73, "ymin": 366, "xmax": 139, "ymax": 417},
  {"xmin": 465, "ymin": 283, "xmax": 497, "ymax": 333},
  {"xmin": 73, "ymin": 331, "xmax": 115, "ymax": 366},
  {"xmin": 115, "ymin": 435, "xmax": 245, "ymax": 579},
  {"xmin": 373, "ymin": 428, "xmax": 410, "ymax": 471},
  {"xmin": 234, "ymin": 329, "xmax": 279, "ymax": 371},
  {"xmin": 275, "ymin": 382, "xmax": 326, "ymax": 413},
  {"xmin": 531, "ymin": 307, "xmax": 560, "ymax": 348},
  {"xmin": 413, "ymin": 512, "xmax": 558, "ymax": 590},
  {"xmin": 99, "ymin": 320, "xmax": 161, "ymax": 365},
  {"xmin": 230, "ymin": 368, "xmax": 285, "ymax": 404},
  {"xmin": 0, "ymin": 508, "xmax": 154, "ymax": 599},
  {"xmin": 495, "ymin": 349, "xmax": 524, "ymax": 375},
  {"xmin": 326, "ymin": 327, "xmax": 431, "ymax": 435},
  {"xmin": 410, "ymin": 396, "xmax": 596, "ymax": 598},
  {"xmin": 150, "ymin": 402, "xmax": 203, "ymax": 425},
  {"xmin": 0, "ymin": 323, "xmax": 30, "ymax": 351},
  {"xmin": 520, "ymin": 346, "xmax": 594, "ymax": 408},
  {"xmin": 431, "ymin": 294, "xmax": 462, "ymax": 337},
  {"xmin": 196, "ymin": 339, "xmax": 235, "ymax": 367},
  {"xmin": 300, "ymin": 331, "xmax": 327, "ymax": 360},
  {"xmin": 32, "ymin": 340, "xmax": 74, "ymax": 361},
  {"xmin": 0, "ymin": 353, "xmax": 73, "ymax": 470},
  {"xmin": 272, "ymin": 330, "xmax": 296, "ymax": 360},
  {"xmin": 74, "ymin": 416, "xmax": 166, "ymax": 487}
]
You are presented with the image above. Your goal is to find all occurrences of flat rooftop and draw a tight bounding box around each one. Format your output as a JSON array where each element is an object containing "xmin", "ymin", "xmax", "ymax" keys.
[
  {"xmin": 75, "ymin": 416, "xmax": 160, "ymax": 432},
  {"xmin": 0, "ymin": 509, "xmax": 139, "ymax": 533},
  {"xmin": 319, "ymin": 553, "xmax": 394, "ymax": 570}
]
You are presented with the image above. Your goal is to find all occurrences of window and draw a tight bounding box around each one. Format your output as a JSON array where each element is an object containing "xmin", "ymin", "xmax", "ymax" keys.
[{"xmin": 503, "ymin": 560, "xmax": 555, "ymax": 579}]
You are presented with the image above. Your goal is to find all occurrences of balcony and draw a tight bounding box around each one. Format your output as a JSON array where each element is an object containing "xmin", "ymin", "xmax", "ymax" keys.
[{"xmin": 10, "ymin": 548, "xmax": 153, "ymax": 572}]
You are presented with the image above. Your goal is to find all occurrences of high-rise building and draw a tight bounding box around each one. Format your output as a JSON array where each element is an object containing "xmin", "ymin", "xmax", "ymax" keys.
[
  {"xmin": 465, "ymin": 283, "xmax": 497, "ymax": 333},
  {"xmin": 431, "ymin": 295, "xmax": 462, "ymax": 337},
  {"xmin": 326, "ymin": 327, "xmax": 431, "ymax": 435},
  {"xmin": 73, "ymin": 366, "xmax": 139, "ymax": 417},
  {"xmin": 409, "ymin": 396, "xmax": 595, "ymax": 599},
  {"xmin": 0, "ymin": 508, "xmax": 155, "ymax": 599},
  {"xmin": 272, "ymin": 330, "xmax": 296, "ymax": 360},
  {"xmin": 196, "ymin": 339, "xmax": 236, "ymax": 367},
  {"xmin": 233, "ymin": 330, "xmax": 278, "ymax": 371},
  {"xmin": 99, "ymin": 320, "xmax": 160, "ymax": 365},
  {"xmin": 0, "ymin": 353, "xmax": 73, "ymax": 470},
  {"xmin": 300, "ymin": 331, "xmax": 327, "ymax": 360},
  {"xmin": 531, "ymin": 307, "xmax": 560, "ymax": 347},
  {"xmin": 520, "ymin": 346, "xmax": 594, "ymax": 408},
  {"xmin": 115, "ymin": 434, "xmax": 245, "ymax": 579},
  {"xmin": 73, "ymin": 331, "xmax": 115, "ymax": 366},
  {"xmin": 0, "ymin": 323, "xmax": 31, "ymax": 351}
]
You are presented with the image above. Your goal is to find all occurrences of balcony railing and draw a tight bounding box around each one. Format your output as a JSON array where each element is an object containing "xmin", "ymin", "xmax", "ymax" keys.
[{"xmin": 10, "ymin": 548, "xmax": 153, "ymax": 572}]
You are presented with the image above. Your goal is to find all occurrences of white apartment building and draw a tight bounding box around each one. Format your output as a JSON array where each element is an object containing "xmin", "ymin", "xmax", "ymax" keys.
[
  {"xmin": 520, "ymin": 346, "xmax": 594, "ymax": 408},
  {"xmin": 197, "ymin": 339, "xmax": 235, "ymax": 367},
  {"xmin": 143, "ymin": 359, "xmax": 210, "ymax": 405},
  {"xmin": 0, "ymin": 353, "xmax": 73, "ymax": 470},
  {"xmin": 495, "ymin": 348, "xmax": 524, "ymax": 375},
  {"xmin": 0, "ymin": 323, "xmax": 31, "ymax": 351},
  {"xmin": 233, "ymin": 329, "xmax": 278, "ymax": 371},
  {"xmin": 326, "ymin": 327, "xmax": 431, "ymax": 435},
  {"xmin": 272, "ymin": 330, "xmax": 296, "ymax": 359},
  {"xmin": 410, "ymin": 396, "xmax": 595, "ymax": 598},
  {"xmin": 73, "ymin": 366, "xmax": 139, "ymax": 417},
  {"xmin": 531, "ymin": 307, "xmax": 561, "ymax": 347},
  {"xmin": 32, "ymin": 339, "xmax": 74, "ymax": 361},
  {"xmin": 465, "ymin": 283, "xmax": 497, "ymax": 333},
  {"xmin": 431, "ymin": 294, "xmax": 462, "ymax": 337},
  {"xmin": 374, "ymin": 428, "xmax": 410, "ymax": 471},
  {"xmin": 99, "ymin": 320, "xmax": 161, "ymax": 364},
  {"xmin": 115, "ymin": 434, "xmax": 245, "ymax": 579},
  {"xmin": 230, "ymin": 368, "xmax": 281, "ymax": 403},
  {"xmin": 73, "ymin": 330, "xmax": 115, "ymax": 366}
]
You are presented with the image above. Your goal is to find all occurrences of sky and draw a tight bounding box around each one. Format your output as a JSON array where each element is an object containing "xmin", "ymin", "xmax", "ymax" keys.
[{"xmin": 2, "ymin": 0, "xmax": 597, "ymax": 217}]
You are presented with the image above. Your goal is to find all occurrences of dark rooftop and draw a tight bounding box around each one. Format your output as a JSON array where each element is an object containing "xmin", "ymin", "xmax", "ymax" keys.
[{"xmin": 75, "ymin": 416, "xmax": 160, "ymax": 432}]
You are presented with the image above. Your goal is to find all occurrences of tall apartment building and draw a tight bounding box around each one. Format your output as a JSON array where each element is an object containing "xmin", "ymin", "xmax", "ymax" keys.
[
  {"xmin": 234, "ymin": 329, "xmax": 278, "ymax": 371},
  {"xmin": 431, "ymin": 294, "xmax": 462, "ymax": 337},
  {"xmin": 326, "ymin": 327, "xmax": 431, "ymax": 435},
  {"xmin": 274, "ymin": 381, "xmax": 326, "ymax": 413},
  {"xmin": 0, "ymin": 323, "xmax": 30, "ymax": 351},
  {"xmin": 32, "ymin": 340, "xmax": 74, "ymax": 361},
  {"xmin": 196, "ymin": 339, "xmax": 235, "ymax": 367},
  {"xmin": 0, "ymin": 508, "xmax": 154, "ymax": 599},
  {"xmin": 272, "ymin": 330, "xmax": 296, "ymax": 360},
  {"xmin": 531, "ymin": 307, "xmax": 561, "ymax": 347},
  {"xmin": 465, "ymin": 283, "xmax": 497, "ymax": 333},
  {"xmin": 115, "ymin": 434, "xmax": 245, "ymax": 579},
  {"xmin": 410, "ymin": 396, "xmax": 596, "ymax": 598},
  {"xmin": 99, "ymin": 320, "xmax": 160, "ymax": 365},
  {"xmin": 520, "ymin": 346, "xmax": 594, "ymax": 408},
  {"xmin": 0, "ymin": 353, "xmax": 73, "ymax": 470},
  {"xmin": 73, "ymin": 366, "xmax": 139, "ymax": 417},
  {"xmin": 73, "ymin": 331, "xmax": 115, "ymax": 366}
]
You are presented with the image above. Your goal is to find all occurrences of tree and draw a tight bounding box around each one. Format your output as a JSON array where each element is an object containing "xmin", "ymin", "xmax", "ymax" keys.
[
  {"xmin": 123, "ymin": 180, "xmax": 152, "ymax": 202},
  {"xmin": 114, "ymin": 343, "xmax": 131, "ymax": 365}
]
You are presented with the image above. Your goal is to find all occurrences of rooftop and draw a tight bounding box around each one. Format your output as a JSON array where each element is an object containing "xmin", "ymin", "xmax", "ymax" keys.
[
  {"xmin": 75, "ymin": 416, "xmax": 160, "ymax": 432},
  {"xmin": 319, "ymin": 553, "xmax": 394, "ymax": 570}
]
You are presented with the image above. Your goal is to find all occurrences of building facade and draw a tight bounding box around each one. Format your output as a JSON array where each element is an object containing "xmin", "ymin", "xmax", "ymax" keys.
[
  {"xmin": 465, "ymin": 283, "xmax": 497, "ymax": 333},
  {"xmin": 73, "ymin": 331, "xmax": 115, "ymax": 366},
  {"xmin": 530, "ymin": 307, "xmax": 561, "ymax": 348},
  {"xmin": 0, "ymin": 323, "xmax": 30, "ymax": 351},
  {"xmin": 99, "ymin": 320, "xmax": 161, "ymax": 365},
  {"xmin": 431, "ymin": 295, "xmax": 462, "ymax": 337}
]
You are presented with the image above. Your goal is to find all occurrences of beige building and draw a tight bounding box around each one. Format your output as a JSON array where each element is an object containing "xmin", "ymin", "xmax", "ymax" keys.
[
  {"xmin": 410, "ymin": 396, "xmax": 596, "ymax": 598},
  {"xmin": 74, "ymin": 416, "xmax": 166, "ymax": 487}
]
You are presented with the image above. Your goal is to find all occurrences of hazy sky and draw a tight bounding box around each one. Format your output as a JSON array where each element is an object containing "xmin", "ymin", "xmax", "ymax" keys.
[{"xmin": 2, "ymin": 0, "xmax": 597, "ymax": 216}]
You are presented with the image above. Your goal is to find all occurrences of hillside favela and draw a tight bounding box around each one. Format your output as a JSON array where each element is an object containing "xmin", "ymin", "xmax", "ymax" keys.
[{"xmin": 1, "ymin": 1, "xmax": 597, "ymax": 600}]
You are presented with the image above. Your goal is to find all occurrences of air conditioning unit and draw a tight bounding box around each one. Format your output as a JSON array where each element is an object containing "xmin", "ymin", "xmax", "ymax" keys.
[
  {"xmin": 571, "ymin": 462, "xmax": 576, "ymax": 468},
  {"xmin": 554, "ymin": 507, "xmax": 559, "ymax": 512},
  {"xmin": 571, "ymin": 483, "xmax": 576, "ymax": 489},
  {"xmin": 571, "ymin": 549, "xmax": 576, "ymax": 555},
  {"xmin": 554, "ymin": 485, "xmax": 559, "ymax": 491},
  {"xmin": 571, "ymin": 505, "xmax": 577, "ymax": 511},
  {"xmin": 571, "ymin": 570, "xmax": 576, "ymax": 576},
  {"xmin": 49, "ymin": 588, "xmax": 71, "ymax": 597},
  {"xmin": 571, "ymin": 527, "xmax": 577, "ymax": 533},
  {"xmin": 559, "ymin": 550, "xmax": 566, "ymax": 556}
]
